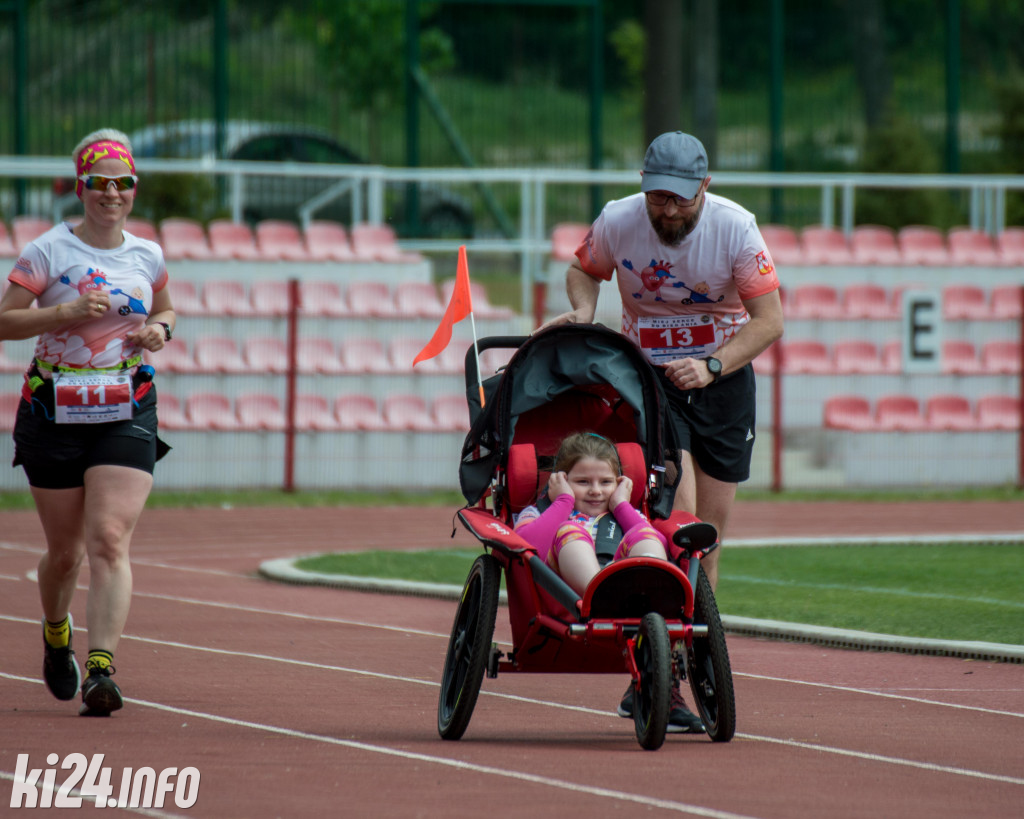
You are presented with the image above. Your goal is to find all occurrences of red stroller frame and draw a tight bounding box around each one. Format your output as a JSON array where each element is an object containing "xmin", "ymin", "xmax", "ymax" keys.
[{"xmin": 437, "ymin": 325, "xmax": 736, "ymax": 750}]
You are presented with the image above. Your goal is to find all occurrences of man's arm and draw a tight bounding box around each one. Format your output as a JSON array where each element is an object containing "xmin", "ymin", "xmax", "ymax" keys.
[{"xmin": 536, "ymin": 261, "xmax": 602, "ymax": 331}]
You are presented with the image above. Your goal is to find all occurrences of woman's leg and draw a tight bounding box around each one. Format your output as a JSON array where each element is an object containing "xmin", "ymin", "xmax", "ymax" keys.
[{"xmin": 32, "ymin": 486, "xmax": 87, "ymax": 622}]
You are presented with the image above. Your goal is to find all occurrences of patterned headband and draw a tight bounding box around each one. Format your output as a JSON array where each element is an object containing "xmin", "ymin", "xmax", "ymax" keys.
[{"xmin": 75, "ymin": 140, "xmax": 136, "ymax": 197}]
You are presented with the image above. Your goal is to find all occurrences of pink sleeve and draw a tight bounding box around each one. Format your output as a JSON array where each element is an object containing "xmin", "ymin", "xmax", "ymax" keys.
[
  {"xmin": 612, "ymin": 502, "xmax": 667, "ymax": 546},
  {"xmin": 515, "ymin": 494, "xmax": 575, "ymax": 561}
]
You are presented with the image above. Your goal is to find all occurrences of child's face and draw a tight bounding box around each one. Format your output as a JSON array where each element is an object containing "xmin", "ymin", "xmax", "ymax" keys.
[{"xmin": 565, "ymin": 456, "xmax": 619, "ymax": 516}]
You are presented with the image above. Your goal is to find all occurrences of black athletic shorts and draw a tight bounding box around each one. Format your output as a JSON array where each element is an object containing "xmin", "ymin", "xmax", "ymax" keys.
[
  {"xmin": 655, "ymin": 363, "xmax": 756, "ymax": 484},
  {"xmin": 12, "ymin": 384, "xmax": 169, "ymax": 490}
]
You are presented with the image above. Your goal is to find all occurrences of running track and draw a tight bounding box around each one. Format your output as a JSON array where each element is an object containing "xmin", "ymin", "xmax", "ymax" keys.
[{"xmin": 1, "ymin": 501, "xmax": 1022, "ymax": 818}]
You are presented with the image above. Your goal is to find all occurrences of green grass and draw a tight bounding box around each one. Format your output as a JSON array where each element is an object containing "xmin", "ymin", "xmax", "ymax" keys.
[{"xmin": 293, "ymin": 542, "xmax": 1024, "ymax": 646}]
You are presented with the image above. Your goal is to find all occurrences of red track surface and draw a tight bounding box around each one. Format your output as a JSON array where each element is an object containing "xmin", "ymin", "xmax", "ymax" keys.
[{"xmin": 2, "ymin": 501, "xmax": 1022, "ymax": 818}]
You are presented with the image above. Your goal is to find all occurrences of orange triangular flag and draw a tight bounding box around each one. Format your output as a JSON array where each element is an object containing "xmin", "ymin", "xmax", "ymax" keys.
[{"xmin": 413, "ymin": 245, "xmax": 474, "ymax": 366}]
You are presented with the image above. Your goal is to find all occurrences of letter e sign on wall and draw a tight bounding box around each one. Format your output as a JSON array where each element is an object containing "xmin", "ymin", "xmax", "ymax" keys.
[{"xmin": 901, "ymin": 290, "xmax": 942, "ymax": 374}]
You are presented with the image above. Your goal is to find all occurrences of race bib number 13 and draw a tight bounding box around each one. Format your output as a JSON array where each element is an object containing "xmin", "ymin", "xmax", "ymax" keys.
[
  {"xmin": 637, "ymin": 315, "xmax": 717, "ymax": 365},
  {"xmin": 54, "ymin": 372, "xmax": 133, "ymax": 424}
]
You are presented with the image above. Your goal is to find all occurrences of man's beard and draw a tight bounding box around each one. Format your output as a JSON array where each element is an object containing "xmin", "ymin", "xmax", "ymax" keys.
[{"xmin": 646, "ymin": 196, "xmax": 704, "ymax": 246}]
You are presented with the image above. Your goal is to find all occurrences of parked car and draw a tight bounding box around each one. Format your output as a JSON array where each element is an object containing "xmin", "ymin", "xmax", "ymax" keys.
[{"xmin": 59, "ymin": 120, "xmax": 474, "ymax": 238}]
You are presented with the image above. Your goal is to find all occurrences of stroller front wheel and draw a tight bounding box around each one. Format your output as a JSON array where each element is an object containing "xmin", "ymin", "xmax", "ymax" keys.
[{"xmin": 633, "ymin": 612, "xmax": 672, "ymax": 750}]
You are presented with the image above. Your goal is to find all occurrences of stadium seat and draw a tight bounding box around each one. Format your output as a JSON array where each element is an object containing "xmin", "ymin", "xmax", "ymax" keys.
[
  {"xmin": 12, "ymin": 216, "xmax": 52, "ymax": 252},
  {"xmin": 842, "ymin": 283, "xmax": 898, "ymax": 319},
  {"xmin": 304, "ymin": 221, "xmax": 357, "ymax": 262},
  {"xmin": 480, "ymin": 346, "xmax": 515, "ymax": 375},
  {"xmin": 158, "ymin": 218, "xmax": 213, "ymax": 260},
  {"xmin": 924, "ymin": 394, "xmax": 975, "ymax": 431},
  {"xmin": 758, "ymin": 224, "xmax": 804, "ymax": 265},
  {"xmin": 431, "ymin": 393, "xmax": 471, "ymax": 432},
  {"xmin": 169, "ymin": 280, "xmax": 208, "ymax": 315},
  {"xmin": 334, "ymin": 393, "xmax": 387, "ymax": 431},
  {"xmin": 338, "ymin": 337, "xmax": 392, "ymax": 374},
  {"xmin": 823, "ymin": 395, "xmax": 872, "ymax": 431},
  {"xmin": 440, "ymin": 278, "xmax": 515, "ymax": 319},
  {"xmin": 800, "ymin": 226, "xmax": 854, "ymax": 265},
  {"xmin": 126, "ymin": 217, "xmax": 160, "ymax": 243},
  {"xmin": 208, "ymin": 219, "xmax": 261, "ymax": 261},
  {"xmin": 874, "ymin": 394, "xmax": 928, "ymax": 431},
  {"xmin": 995, "ymin": 226, "xmax": 1024, "ymax": 266},
  {"xmin": 0, "ymin": 392, "xmax": 23, "ymax": 430},
  {"xmin": 186, "ymin": 392, "xmax": 239, "ymax": 430},
  {"xmin": 350, "ymin": 223, "xmax": 423, "ymax": 263},
  {"xmin": 0, "ymin": 221, "xmax": 17, "ymax": 256},
  {"xmin": 751, "ymin": 346, "xmax": 778, "ymax": 376},
  {"xmin": 193, "ymin": 336, "xmax": 248, "ymax": 373},
  {"xmin": 296, "ymin": 337, "xmax": 345, "ymax": 374},
  {"xmin": 437, "ymin": 338, "xmax": 473, "ymax": 375},
  {"xmin": 551, "ymin": 222, "xmax": 589, "ymax": 262},
  {"xmin": 243, "ymin": 336, "xmax": 290, "ymax": 374},
  {"xmin": 850, "ymin": 224, "xmax": 902, "ymax": 265},
  {"xmin": 393, "ymin": 281, "xmax": 445, "ymax": 318},
  {"xmin": 294, "ymin": 393, "xmax": 340, "ymax": 431},
  {"xmin": 382, "ymin": 393, "xmax": 437, "ymax": 431},
  {"xmin": 833, "ymin": 340, "xmax": 884, "ymax": 374},
  {"xmin": 787, "ymin": 285, "xmax": 844, "ymax": 320},
  {"xmin": 151, "ymin": 337, "xmax": 198, "ymax": 373},
  {"xmin": 255, "ymin": 220, "xmax": 311, "ymax": 261},
  {"xmin": 202, "ymin": 279, "xmax": 255, "ymax": 316},
  {"xmin": 155, "ymin": 393, "xmax": 190, "ymax": 430},
  {"xmin": 346, "ymin": 281, "xmax": 400, "ymax": 318},
  {"xmin": 250, "ymin": 279, "xmax": 296, "ymax": 317},
  {"xmin": 947, "ymin": 227, "xmax": 1001, "ymax": 266},
  {"xmin": 941, "ymin": 340, "xmax": 978, "ymax": 375},
  {"xmin": 990, "ymin": 284, "xmax": 1024, "ymax": 319},
  {"xmin": 391, "ymin": 337, "xmax": 439, "ymax": 373},
  {"xmin": 235, "ymin": 392, "xmax": 287, "ymax": 431},
  {"xmin": 881, "ymin": 340, "xmax": 903, "ymax": 374},
  {"xmin": 781, "ymin": 340, "xmax": 832, "ymax": 374},
  {"xmin": 979, "ymin": 340, "xmax": 1021, "ymax": 374},
  {"xmin": 0, "ymin": 342, "xmax": 22, "ymax": 373},
  {"xmin": 299, "ymin": 280, "xmax": 351, "ymax": 317},
  {"xmin": 897, "ymin": 225, "xmax": 950, "ymax": 266},
  {"xmin": 942, "ymin": 285, "xmax": 988, "ymax": 321},
  {"xmin": 976, "ymin": 395, "xmax": 1021, "ymax": 431}
]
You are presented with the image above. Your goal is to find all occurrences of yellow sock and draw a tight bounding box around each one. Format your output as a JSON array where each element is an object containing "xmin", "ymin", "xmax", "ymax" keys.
[
  {"xmin": 44, "ymin": 617, "xmax": 70, "ymax": 649},
  {"xmin": 86, "ymin": 650, "xmax": 113, "ymax": 673}
]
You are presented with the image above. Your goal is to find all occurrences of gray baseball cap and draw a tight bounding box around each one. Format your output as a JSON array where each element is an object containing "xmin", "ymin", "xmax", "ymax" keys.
[{"xmin": 641, "ymin": 131, "xmax": 708, "ymax": 199}]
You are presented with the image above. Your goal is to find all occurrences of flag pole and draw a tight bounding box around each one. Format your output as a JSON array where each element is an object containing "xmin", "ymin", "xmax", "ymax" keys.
[{"xmin": 469, "ymin": 311, "xmax": 485, "ymax": 408}]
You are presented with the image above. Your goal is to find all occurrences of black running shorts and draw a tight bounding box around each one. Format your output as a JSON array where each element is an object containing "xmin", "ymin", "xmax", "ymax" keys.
[{"xmin": 656, "ymin": 363, "xmax": 757, "ymax": 484}]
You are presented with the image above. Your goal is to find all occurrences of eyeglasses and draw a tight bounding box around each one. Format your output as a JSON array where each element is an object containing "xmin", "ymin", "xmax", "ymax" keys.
[
  {"xmin": 78, "ymin": 174, "xmax": 138, "ymax": 192},
  {"xmin": 645, "ymin": 190, "xmax": 698, "ymax": 208}
]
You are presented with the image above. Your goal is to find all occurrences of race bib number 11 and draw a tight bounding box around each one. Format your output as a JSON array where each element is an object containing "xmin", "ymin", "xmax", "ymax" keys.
[
  {"xmin": 54, "ymin": 372, "xmax": 133, "ymax": 424},
  {"xmin": 637, "ymin": 315, "xmax": 717, "ymax": 365}
]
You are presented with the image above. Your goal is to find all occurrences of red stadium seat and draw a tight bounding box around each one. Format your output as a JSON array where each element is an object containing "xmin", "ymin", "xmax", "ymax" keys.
[
  {"xmin": 250, "ymin": 280, "xmax": 296, "ymax": 317},
  {"xmin": 842, "ymin": 284, "xmax": 898, "ymax": 320},
  {"xmin": 850, "ymin": 225, "xmax": 902, "ymax": 265},
  {"xmin": 193, "ymin": 336, "xmax": 248, "ymax": 373},
  {"xmin": 338, "ymin": 337, "xmax": 392, "ymax": 374},
  {"xmin": 151, "ymin": 337, "xmax": 198, "ymax": 373},
  {"xmin": 155, "ymin": 393, "xmax": 190, "ymax": 430},
  {"xmin": 0, "ymin": 392, "xmax": 23, "ymax": 430},
  {"xmin": 393, "ymin": 282, "xmax": 445, "ymax": 318},
  {"xmin": 924, "ymin": 394, "xmax": 975, "ymax": 431},
  {"xmin": 874, "ymin": 394, "xmax": 928, "ymax": 431},
  {"xmin": 781, "ymin": 340, "xmax": 832, "ymax": 374},
  {"xmin": 346, "ymin": 281, "xmax": 400, "ymax": 318},
  {"xmin": 947, "ymin": 227, "xmax": 1001, "ymax": 266},
  {"xmin": 158, "ymin": 218, "xmax": 213, "ymax": 260},
  {"xmin": 208, "ymin": 219, "xmax": 261, "ymax": 260},
  {"xmin": 941, "ymin": 340, "xmax": 978, "ymax": 375},
  {"xmin": 437, "ymin": 338, "xmax": 473, "ymax": 374},
  {"xmin": 990, "ymin": 284, "xmax": 1024, "ymax": 320},
  {"xmin": 296, "ymin": 337, "xmax": 345, "ymax": 374},
  {"xmin": 391, "ymin": 337, "xmax": 439, "ymax": 373},
  {"xmin": 0, "ymin": 220, "xmax": 17, "ymax": 256},
  {"xmin": 126, "ymin": 217, "xmax": 159, "ymax": 243},
  {"xmin": 440, "ymin": 278, "xmax": 515, "ymax": 319},
  {"xmin": 304, "ymin": 221, "xmax": 357, "ymax": 262},
  {"xmin": 299, "ymin": 280, "xmax": 351, "ymax": 317},
  {"xmin": 800, "ymin": 226, "xmax": 853, "ymax": 265},
  {"xmin": 243, "ymin": 336, "xmax": 290, "ymax": 374},
  {"xmin": 382, "ymin": 393, "xmax": 437, "ymax": 431},
  {"xmin": 432, "ymin": 393, "xmax": 471, "ymax": 432},
  {"xmin": 169, "ymin": 280, "xmax": 208, "ymax": 315},
  {"xmin": 942, "ymin": 285, "xmax": 988, "ymax": 321},
  {"xmin": 334, "ymin": 393, "xmax": 387, "ymax": 431},
  {"xmin": 350, "ymin": 223, "xmax": 423, "ymax": 263},
  {"xmin": 758, "ymin": 224, "xmax": 804, "ymax": 265},
  {"xmin": 12, "ymin": 216, "xmax": 52, "ymax": 252},
  {"xmin": 823, "ymin": 395, "xmax": 872, "ymax": 431},
  {"xmin": 186, "ymin": 392, "xmax": 239, "ymax": 430},
  {"xmin": 881, "ymin": 340, "xmax": 903, "ymax": 374},
  {"xmin": 833, "ymin": 340, "xmax": 884, "ymax": 375},
  {"xmin": 235, "ymin": 392, "xmax": 287, "ymax": 431},
  {"xmin": 551, "ymin": 222, "xmax": 589, "ymax": 262},
  {"xmin": 786, "ymin": 285, "xmax": 844, "ymax": 320},
  {"xmin": 255, "ymin": 220, "xmax": 311, "ymax": 262},
  {"xmin": 995, "ymin": 227, "xmax": 1024, "ymax": 266},
  {"xmin": 980, "ymin": 340, "xmax": 1021, "ymax": 374},
  {"xmin": 976, "ymin": 395, "xmax": 1021, "ymax": 431},
  {"xmin": 897, "ymin": 226, "xmax": 950, "ymax": 266},
  {"xmin": 294, "ymin": 393, "xmax": 340, "ymax": 431},
  {"xmin": 202, "ymin": 280, "xmax": 255, "ymax": 316}
]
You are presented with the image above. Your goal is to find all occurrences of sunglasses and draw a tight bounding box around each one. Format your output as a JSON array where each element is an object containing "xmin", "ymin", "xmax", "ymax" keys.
[
  {"xmin": 645, "ymin": 190, "xmax": 698, "ymax": 208},
  {"xmin": 78, "ymin": 174, "xmax": 138, "ymax": 192}
]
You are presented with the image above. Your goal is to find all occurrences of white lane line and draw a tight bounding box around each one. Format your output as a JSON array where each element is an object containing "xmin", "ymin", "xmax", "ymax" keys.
[{"xmin": 0, "ymin": 674, "xmax": 759, "ymax": 819}]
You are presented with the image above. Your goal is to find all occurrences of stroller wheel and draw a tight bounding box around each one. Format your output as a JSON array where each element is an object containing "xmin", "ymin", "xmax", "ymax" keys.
[
  {"xmin": 438, "ymin": 554, "xmax": 501, "ymax": 740},
  {"xmin": 633, "ymin": 612, "xmax": 672, "ymax": 751},
  {"xmin": 685, "ymin": 566, "xmax": 736, "ymax": 742}
]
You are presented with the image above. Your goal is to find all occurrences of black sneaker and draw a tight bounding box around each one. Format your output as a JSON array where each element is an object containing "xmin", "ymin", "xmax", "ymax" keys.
[
  {"xmin": 667, "ymin": 684, "xmax": 706, "ymax": 734},
  {"xmin": 79, "ymin": 666, "xmax": 123, "ymax": 717},
  {"xmin": 42, "ymin": 617, "xmax": 80, "ymax": 701},
  {"xmin": 617, "ymin": 684, "xmax": 635, "ymax": 718}
]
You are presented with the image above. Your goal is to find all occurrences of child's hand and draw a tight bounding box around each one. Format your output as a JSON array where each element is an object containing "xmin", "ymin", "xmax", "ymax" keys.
[
  {"xmin": 547, "ymin": 471, "xmax": 571, "ymax": 502},
  {"xmin": 610, "ymin": 475, "xmax": 632, "ymax": 508}
]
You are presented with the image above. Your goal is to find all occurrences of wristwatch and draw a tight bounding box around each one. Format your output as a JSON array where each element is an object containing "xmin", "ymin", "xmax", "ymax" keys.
[
  {"xmin": 706, "ymin": 357, "xmax": 722, "ymax": 382},
  {"xmin": 157, "ymin": 322, "xmax": 173, "ymax": 341}
]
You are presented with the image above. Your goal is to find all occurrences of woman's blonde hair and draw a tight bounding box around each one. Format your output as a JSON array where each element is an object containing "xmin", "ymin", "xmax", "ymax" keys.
[
  {"xmin": 553, "ymin": 432, "xmax": 621, "ymax": 475},
  {"xmin": 71, "ymin": 129, "xmax": 133, "ymax": 166}
]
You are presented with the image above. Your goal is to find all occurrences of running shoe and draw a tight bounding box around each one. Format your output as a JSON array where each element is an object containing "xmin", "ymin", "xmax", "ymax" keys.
[
  {"xmin": 42, "ymin": 616, "xmax": 81, "ymax": 701},
  {"xmin": 79, "ymin": 665, "xmax": 123, "ymax": 717},
  {"xmin": 617, "ymin": 682, "xmax": 706, "ymax": 734}
]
